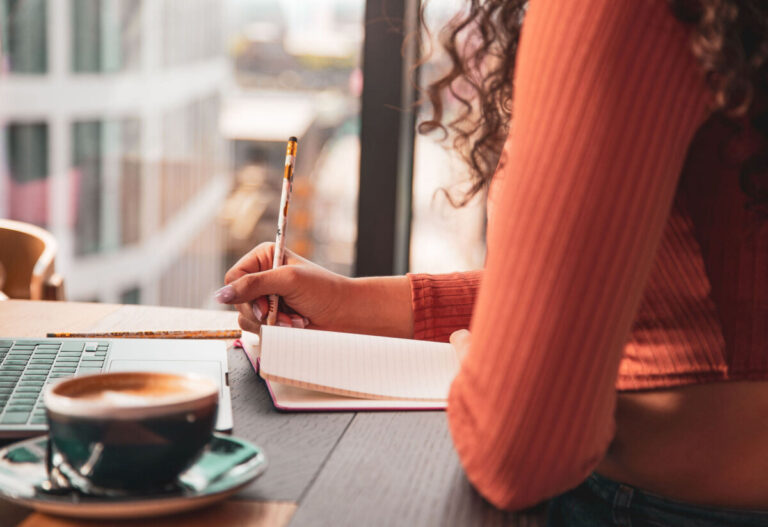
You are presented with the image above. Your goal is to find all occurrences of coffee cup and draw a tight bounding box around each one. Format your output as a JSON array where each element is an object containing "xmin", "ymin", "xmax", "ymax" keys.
[{"xmin": 43, "ymin": 371, "xmax": 218, "ymax": 494}]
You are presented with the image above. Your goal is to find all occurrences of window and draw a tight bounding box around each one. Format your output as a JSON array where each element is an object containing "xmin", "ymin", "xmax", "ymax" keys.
[
  {"xmin": 410, "ymin": 0, "xmax": 486, "ymax": 273},
  {"xmin": 0, "ymin": 0, "xmax": 47, "ymax": 73},
  {"xmin": 120, "ymin": 286, "xmax": 140, "ymax": 304},
  {"xmin": 72, "ymin": 120, "xmax": 103, "ymax": 255},
  {"xmin": 71, "ymin": 118, "xmax": 141, "ymax": 256},
  {"xmin": 220, "ymin": 0, "xmax": 365, "ymax": 277},
  {"xmin": 0, "ymin": 0, "xmax": 435, "ymax": 306},
  {"xmin": 71, "ymin": 0, "xmax": 142, "ymax": 73},
  {"xmin": 5, "ymin": 122, "xmax": 49, "ymax": 226}
]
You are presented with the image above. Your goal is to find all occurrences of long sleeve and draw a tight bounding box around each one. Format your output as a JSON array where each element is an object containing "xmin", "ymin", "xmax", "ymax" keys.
[
  {"xmin": 446, "ymin": 0, "xmax": 712, "ymax": 510},
  {"xmin": 408, "ymin": 271, "xmax": 482, "ymax": 342}
]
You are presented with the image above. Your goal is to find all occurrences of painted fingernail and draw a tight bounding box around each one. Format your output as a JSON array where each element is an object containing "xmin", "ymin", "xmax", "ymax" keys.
[
  {"xmin": 290, "ymin": 315, "xmax": 303, "ymax": 328},
  {"xmin": 214, "ymin": 285, "xmax": 235, "ymax": 303},
  {"xmin": 302, "ymin": 317, "xmax": 310, "ymax": 327},
  {"xmin": 253, "ymin": 304, "xmax": 263, "ymax": 321},
  {"xmin": 277, "ymin": 320, "xmax": 291, "ymax": 328}
]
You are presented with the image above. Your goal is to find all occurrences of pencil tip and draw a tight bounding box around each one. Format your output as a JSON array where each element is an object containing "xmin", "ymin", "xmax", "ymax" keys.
[{"xmin": 289, "ymin": 136, "xmax": 297, "ymax": 142}]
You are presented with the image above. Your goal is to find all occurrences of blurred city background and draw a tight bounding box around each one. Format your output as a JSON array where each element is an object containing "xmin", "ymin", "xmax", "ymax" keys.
[{"xmin": 0, "ymin": 0, "xmax": 485, "ymax": 308}]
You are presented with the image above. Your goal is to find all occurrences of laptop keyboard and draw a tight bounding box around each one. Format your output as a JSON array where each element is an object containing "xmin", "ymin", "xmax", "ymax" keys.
[{"xmin": 0, "ymin": 340, "xmax": 109, "ymax": 426}]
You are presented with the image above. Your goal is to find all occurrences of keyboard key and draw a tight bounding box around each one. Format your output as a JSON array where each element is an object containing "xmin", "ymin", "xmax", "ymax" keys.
[
  {"xmin": 1, "ymin": 411, "xmax": 31, "ymax": 424},
  {"xmin": 80, "ymin": 360, "xmax": 104, "ymax": 368},
  {"xmin": 6, "ymin": 403, "xmax": 35, "ymax": 411},
  {"xmin": 9, "ymin": 394, "xmax": 38, "ymax": 400},
  {"xmin": 0, "ymin": 373, "xmax": 21, "ymax": 380},
  {"xmin": 0, "ymin": 382, "xmax": 17, "ymax": 389},
  {"xmin": 16, "ymin": 383, "xmax": 40, "ymax": 393},
  {"xmin": 84, "ymin": 342, "xmax": 99, "ymax": 352},
  {"xmin": 61, "ymin": 342, "xmax": 84, "ymax": 352},
  {"xmin": 78, "ymin": 367, "xmax": 102, "ymax": 375},
  {"xmin": 59, "ymin": 351, "xmax": 82, "ymax": 357},
  {"xmin": 0, "ymin": 388, "xmax": 14, "ymax": 395},
  {"xmin": 29, "ymin": 416, "xmax": 47, "ymax": 425},
  {"xmin": 50, "ymin": 373, "xmax": 73, "ymax": 378},
  {"xmin": 2, "ymin": 366, "xmax": 24, "ymax": 371},
  {"xmin": 3, "ymin": 360, "xmax": 29, "ymax": 366},
  {"xmin": 7, "ymin": 351, "xmax": 33, "ymax": 357},
  {"xmin": 7, "ymin": 406, "xmax": 36, "ymax": 414},
  {"xmin": 22, "ymin": 375, "xmax": 48, "ymax": 381},
  {"xmin": 33, "ymin": 352, "xmax": 58, "ymax": 358},
  {"xmin": 16, "ymin": 381, "xmax": 45, "ymax": 393}
]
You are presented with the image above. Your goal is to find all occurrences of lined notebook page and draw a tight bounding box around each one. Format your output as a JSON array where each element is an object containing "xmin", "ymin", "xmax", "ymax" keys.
[{"xmin": 259, "ymin": 326, "xmax": 459, "ymax": 401}]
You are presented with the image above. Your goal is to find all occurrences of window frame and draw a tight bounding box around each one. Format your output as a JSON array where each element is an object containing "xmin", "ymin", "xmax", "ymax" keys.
[{"xmin": 355, "ymin": 0, "xmax": 420, "ymax": 277}]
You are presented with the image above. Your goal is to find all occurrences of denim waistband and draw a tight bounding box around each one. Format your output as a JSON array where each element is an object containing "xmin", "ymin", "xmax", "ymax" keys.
[{"xmin": 584, "ymin": 472, "xmax": 768, "ymax": 525}]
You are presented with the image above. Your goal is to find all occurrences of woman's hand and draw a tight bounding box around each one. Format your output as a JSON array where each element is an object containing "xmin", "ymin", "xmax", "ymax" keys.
[
  {"xmin": 216, "ymin": 242, "xmax": 414, "ymax": 338},
  {"xmin": 216, "ymin": 242, "xmax": 351, "ymax": 333},
  {"xmin": 450, "ymin": 329, "xmax": 471, "ymax": 362}
]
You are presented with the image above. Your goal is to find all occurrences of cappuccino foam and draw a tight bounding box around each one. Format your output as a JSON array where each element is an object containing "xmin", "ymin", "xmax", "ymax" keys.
[
  {"xmin": 46, "ymin": 372, "xmax": 218, "ymax": 417},
  {"xmin": 74, "ymin": 388, "xmax": 191, "ymax": 405}
]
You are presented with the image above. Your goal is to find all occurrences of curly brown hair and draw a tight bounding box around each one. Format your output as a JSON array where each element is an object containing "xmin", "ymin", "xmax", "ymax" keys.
[{"xmin": 419, "ymin": 0, "xmax": 768, "ymax": 214}]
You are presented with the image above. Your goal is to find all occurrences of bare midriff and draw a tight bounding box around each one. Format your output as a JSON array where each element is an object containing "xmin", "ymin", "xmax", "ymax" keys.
[{"xmin": 596, "ymin": 381, "xmax": 768, "ymax": 510}]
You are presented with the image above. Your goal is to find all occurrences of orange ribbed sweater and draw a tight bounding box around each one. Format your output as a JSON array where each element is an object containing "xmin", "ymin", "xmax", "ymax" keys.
[{"xmin": 408, "ymin": 0, "xmax": 767, "ymax": 511}]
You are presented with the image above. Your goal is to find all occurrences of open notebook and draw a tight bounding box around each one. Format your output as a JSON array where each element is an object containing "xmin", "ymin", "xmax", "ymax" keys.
[{"xmin": 241, "ymin": 326, "xmax": 459, "ymax": 411}]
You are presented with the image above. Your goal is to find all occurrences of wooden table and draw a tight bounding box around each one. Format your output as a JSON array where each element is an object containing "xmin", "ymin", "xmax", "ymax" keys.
[{"xmin": 0, "ymin": 301, "xmax": 547, "ymax": 527}]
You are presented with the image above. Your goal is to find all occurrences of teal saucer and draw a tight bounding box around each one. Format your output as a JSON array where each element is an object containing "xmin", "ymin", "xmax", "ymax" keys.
[{"xmin": 0, "ymin": 433, "xmax": 266, "ymax": 519}]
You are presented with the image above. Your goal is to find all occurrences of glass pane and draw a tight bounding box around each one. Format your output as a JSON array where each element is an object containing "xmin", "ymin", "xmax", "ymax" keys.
[
  {"xmin": 5, "ymin": 122, "xmax": 49, "ymax": 226},
  {"xmin": 410, "ymin": 1, "xmax": 487, "ymax": 274},
  {"xmin": 221, "ymin": 0, "xmax": 364, "ymax": 277},
  {"xmin": 0, "ymin": 0, "xmax": 364, "ymax": 306},
  {"xmin": 0, "ymin": 0, "xmax": 47, "ymax": 73},
  {"xmin": 72, "ymin": 0, "xmax": 142, "ymax": 73}
]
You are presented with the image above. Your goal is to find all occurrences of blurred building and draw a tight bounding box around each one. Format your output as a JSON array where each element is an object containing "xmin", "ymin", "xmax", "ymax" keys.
[{"xmin": 0, "ymin": 0, "xmax": 230, "ymax": 307}]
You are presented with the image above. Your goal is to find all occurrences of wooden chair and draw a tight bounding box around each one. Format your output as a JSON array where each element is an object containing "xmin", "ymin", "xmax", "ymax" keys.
[{"xmin": 0, "ymin": 219, "xmax": 65, "ymax": 300}]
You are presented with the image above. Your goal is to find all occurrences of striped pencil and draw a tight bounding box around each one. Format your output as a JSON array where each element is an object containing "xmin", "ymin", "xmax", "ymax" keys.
[{"xmin": 266, "ymin": 137, "xmax": 298, "ymax": 326}]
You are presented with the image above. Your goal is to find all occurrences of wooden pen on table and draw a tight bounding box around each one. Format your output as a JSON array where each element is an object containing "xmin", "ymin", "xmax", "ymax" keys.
[{"xmin": 46, "ymin": 329, "xmax": 241, "ymax": 339}]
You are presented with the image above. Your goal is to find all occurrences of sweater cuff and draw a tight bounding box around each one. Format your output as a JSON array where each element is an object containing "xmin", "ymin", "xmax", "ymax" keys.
[{"xmin": 407, "ymin": 271, "xmax": 482, "ymax": 342}]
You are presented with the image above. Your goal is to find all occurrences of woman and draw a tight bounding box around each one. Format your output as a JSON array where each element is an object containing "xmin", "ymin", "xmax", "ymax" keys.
[{"xmin": 216, "ymin": 0, "xmax": 768, "ymax": 524}]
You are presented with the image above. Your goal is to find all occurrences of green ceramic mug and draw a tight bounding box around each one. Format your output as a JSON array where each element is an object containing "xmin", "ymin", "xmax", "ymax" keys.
[{"xmin": 43, "ymin": 371, "xmax": 218, "ymax": 494}]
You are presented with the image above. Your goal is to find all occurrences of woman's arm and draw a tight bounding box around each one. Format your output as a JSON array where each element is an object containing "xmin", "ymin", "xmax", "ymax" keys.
[
  {"xmin": 220, "ymin": 243, "xmax": 414, "ymax": 338},
  {"xmin": 220, "ymin": 245, "xmax": 484, "ymax": 339},
  {"xmin": 448, "ymin": 0, "xmax": 712, "ymax": 510}
]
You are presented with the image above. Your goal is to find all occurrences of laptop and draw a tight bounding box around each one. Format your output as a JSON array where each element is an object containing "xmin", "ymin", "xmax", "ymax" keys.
[{"xmin": 0, "ymin": 337, "xmax": 233, "ymax": 438}]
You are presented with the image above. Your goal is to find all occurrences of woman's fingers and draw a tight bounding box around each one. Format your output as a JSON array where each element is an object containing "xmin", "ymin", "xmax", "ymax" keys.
[
  {"xmin": 236, "ymin": 294, "xmax": 308, "ymax": 333},
  {"xmin": 216, "ymin": 266, "xmax": 298, "ymax": 305},
  {"xmin": 449, "ymin": 329, "xmax": 471, "ymax": 362},
  {"xmin": 237, "ymin": 310, "xmax": 307, "ymax": 332},
  {"xmin": 252, "ymin": 297, "xmax": 268, "ymax": 322},
  {"xmin": 225, "ymin": 242, "xmax": 304, "ymax": 285},
  {"xmin": 238, "ymin": 314, "xmax": 260, "ymax": 334}
]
